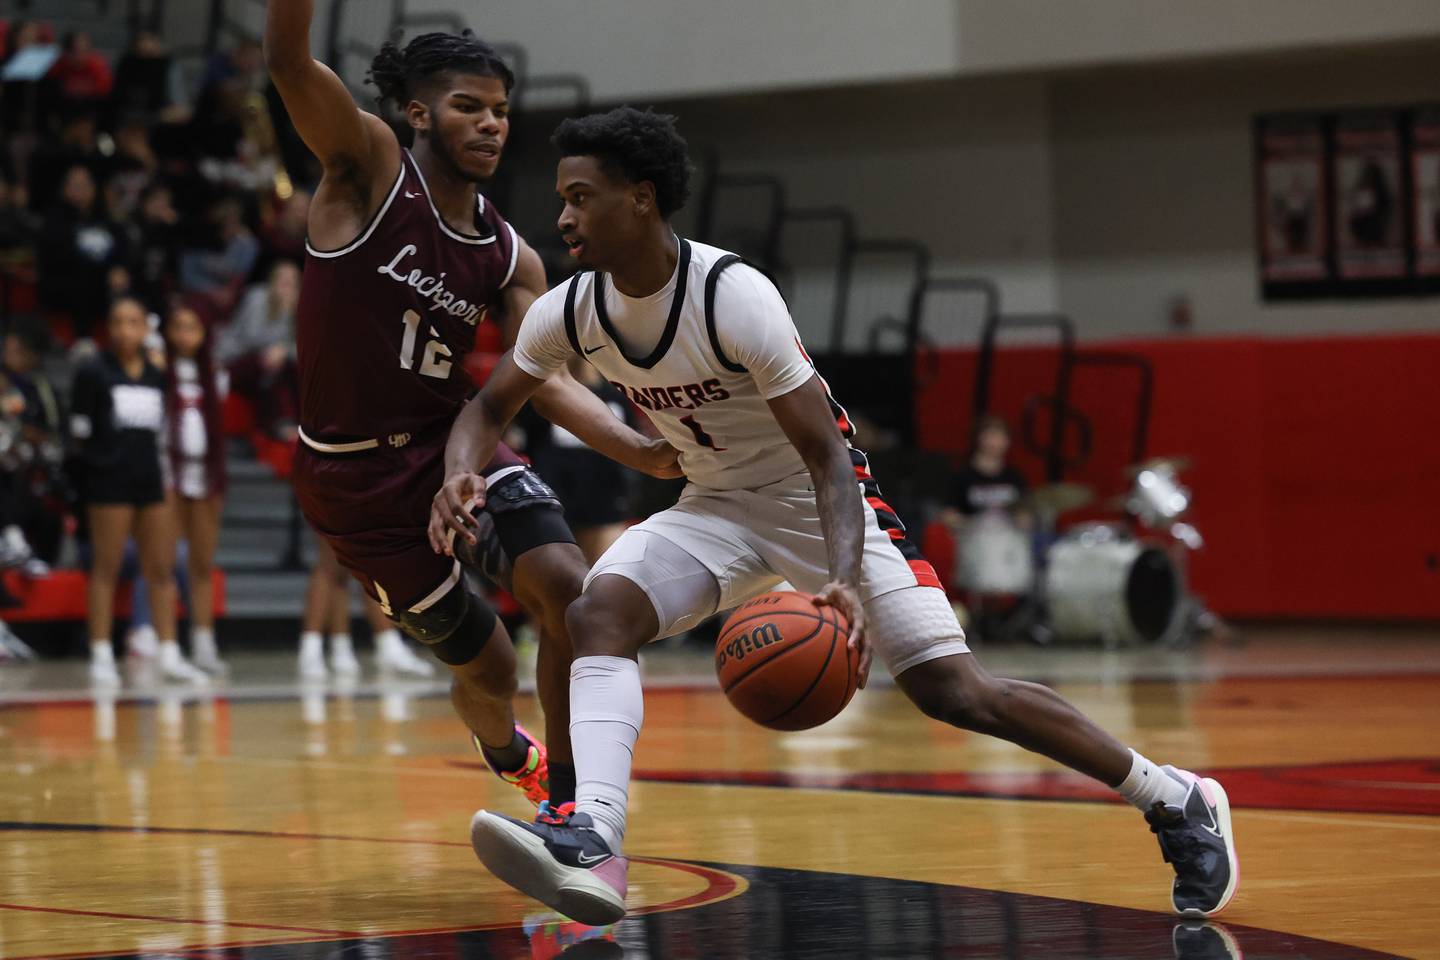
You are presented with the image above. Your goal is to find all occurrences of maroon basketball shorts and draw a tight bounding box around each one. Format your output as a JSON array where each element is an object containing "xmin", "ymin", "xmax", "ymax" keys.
[{"xmin": 294, "ymin": 439, "xmax": 572, "ymax": 613}]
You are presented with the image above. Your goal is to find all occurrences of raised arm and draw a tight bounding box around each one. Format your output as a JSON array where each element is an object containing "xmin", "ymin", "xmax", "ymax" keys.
[
  {"xmin": 768, "ymin": 375, "xmax": 871, "ymax": 686},
  {"xmin": 264, "ymin": 0, "xmax": 380, "ymax": 170}
]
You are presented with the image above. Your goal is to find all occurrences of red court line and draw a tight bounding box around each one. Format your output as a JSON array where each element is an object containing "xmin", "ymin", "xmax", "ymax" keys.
[
  {"xmin": 0, "ymin": 900, "xmax": 360, "ymax": 937},
  {"xmin": 631, "ymin": 757, "xmax": 1440, "ymax": 817}
]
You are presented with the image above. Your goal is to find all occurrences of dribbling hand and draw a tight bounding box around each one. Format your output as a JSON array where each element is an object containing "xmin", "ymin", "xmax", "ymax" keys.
[
  {"xmin": 813, "ymin": 581, "xmax": 871, "ymax": 689},
  {"xmin": 428, "ymin": 471, "xmax": 486, "ymax": 556}
]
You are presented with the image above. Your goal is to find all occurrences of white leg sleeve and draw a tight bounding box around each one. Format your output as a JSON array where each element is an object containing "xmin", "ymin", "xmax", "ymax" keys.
[{"xmin": 570, "ymin": 655, "xmax": 644, "ymax": 852}]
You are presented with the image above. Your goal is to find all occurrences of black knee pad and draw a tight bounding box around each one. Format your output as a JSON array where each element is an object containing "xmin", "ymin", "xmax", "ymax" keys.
[
  {"xmin": 392, "ymin": 582, "xmax": 499, "ymax": 666},
  {"xmin": 453, "ymin": 469, "xmax": 575, "ymax": 591}
]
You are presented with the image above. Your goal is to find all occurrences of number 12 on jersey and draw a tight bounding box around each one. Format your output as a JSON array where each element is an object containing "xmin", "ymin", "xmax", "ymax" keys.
[{"xmin": 399, "ymin": 310, "xmax": 454, "ymax": 379}]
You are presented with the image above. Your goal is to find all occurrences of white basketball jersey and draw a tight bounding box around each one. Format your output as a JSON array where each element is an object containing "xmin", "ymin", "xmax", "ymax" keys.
[{"xmin": 514, "ymin": 239, "xmax": 845, "ymax": 490}]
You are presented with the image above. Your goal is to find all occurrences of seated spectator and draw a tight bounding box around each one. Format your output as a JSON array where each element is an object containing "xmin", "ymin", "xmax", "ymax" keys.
[
  {"xmin": 110, "ymin": 31, "xmax": 187, "ymax": 126},
  {"xmin": 944, "ymin": 415, "xmax": 1032, "ymax": 529},
  {"xmin": 191, "ymin": 77, "xmax": 278, "ymax": 195},
  {"xmin": 0, "ymin": 20, "xmax": 54, "ymax": 137},
  {"xmin": 37, "ymin": 163, "xmax": 131, "ymax": 338},
  {"xmin": 178, "ymin": 196, "xmax": 257, "ymax": 314},
  {"xmin": 26, "ymin": 110, "xmax": 101, "ymax": 214},
  {"xmin": 251, "ymin": 187, "xmax": 308, "ymax": 281},
  {"xmin": 123, "ymin": 181, "xmax": 182, "ymax": 310},
  {"xmin": 104, "ymin": 116, "xmax": 159, "ymax": 214},
  {"xmin": 46, "ymin": 31, "xmax": 112, "ymax": 114},
  {"xmin": 2, "ymin": 317, "xmax": 66, "ymax": 567},
  {"xmin": 220, "ymin": 260, "xmax": 299, "ymax": 438},
  {"xmin": 0, "ymin": 168, "xmax": 39, "ymax": 253}
]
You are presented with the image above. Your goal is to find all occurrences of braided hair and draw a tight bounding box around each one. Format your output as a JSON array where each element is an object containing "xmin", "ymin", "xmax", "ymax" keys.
[{"xmin": 367, "ymin": 30, "xmax": 514, "ymax": 108}]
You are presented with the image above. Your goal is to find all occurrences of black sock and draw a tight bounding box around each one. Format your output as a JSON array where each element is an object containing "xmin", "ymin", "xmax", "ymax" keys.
[
  {"xmin": 481, "ymin": 728, "xmax": 531, "ymax": 773},
  {"xmin": 548, "ymin": 761, "xmax": 577, "ymax": 807}
]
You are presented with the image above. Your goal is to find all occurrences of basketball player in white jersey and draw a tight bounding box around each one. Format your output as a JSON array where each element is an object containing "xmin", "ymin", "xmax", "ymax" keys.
[{"xmin": 430, "ymin": 108, "xmax": 1239, "ymax": 926}]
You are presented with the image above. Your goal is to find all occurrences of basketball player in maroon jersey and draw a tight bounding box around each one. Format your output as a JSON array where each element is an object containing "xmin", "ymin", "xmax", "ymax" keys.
[{"xmin": 263, "ymin": 2, "xmax": 678, "ymax": 810}]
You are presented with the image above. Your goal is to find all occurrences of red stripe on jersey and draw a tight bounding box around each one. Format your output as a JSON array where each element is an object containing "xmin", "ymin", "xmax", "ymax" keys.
[
  {"xmin": 865, "ymin": 496, "xmax": 891, "ymax": 513},
  {"xmin": 909, "ymin": 559, "xmax": 943, "ymax": 589},
  {"xmin": 887, "ymin": 528, "xmax": 906, "ymax": 540}
]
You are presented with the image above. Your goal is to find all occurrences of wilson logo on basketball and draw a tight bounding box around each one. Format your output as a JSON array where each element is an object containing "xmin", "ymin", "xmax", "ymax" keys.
[{"xmin": 715, "ymin": 621, "xmax": 783, "ymax": 668}]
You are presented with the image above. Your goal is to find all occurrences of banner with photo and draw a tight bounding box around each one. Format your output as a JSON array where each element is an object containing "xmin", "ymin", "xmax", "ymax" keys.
[
  {"xmin": 1332, "ymin": 111, "xmax": 1408, "ymax": 286},
  {"xmin": 1256, "ymin": 114, "xmax": 1330, "ymax": 296},
  {"xmin": 1411, "ymin": 106, "xmax": 1440, "ymax": 280}
]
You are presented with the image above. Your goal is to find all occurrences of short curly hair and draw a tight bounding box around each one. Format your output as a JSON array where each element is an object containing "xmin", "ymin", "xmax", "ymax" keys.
[{"xmin": 551, "ymin": 107, "xmax": 691, "ymax": 219}]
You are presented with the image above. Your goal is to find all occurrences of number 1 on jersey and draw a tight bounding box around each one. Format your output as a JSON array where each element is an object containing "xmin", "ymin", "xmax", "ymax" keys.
[
  {"xmin": 399, "ymin": 310, "xmax": 453, "ymax": 380},
  {"xmin": 680, "ymin": 414, "xmax": 726, "ymax": 451}
]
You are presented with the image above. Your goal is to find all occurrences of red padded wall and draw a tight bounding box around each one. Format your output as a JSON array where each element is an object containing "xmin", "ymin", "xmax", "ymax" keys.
[{"xmin": 915, "ymin": 334, "xmax": 1440, "ymax": 619}]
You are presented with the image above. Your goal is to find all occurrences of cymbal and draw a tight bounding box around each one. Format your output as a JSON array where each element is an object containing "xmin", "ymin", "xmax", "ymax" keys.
[
  {"xmin": 1025, "ymin": 483, "xmax": 1094, "ymax": 514},
  {"xmin": 1126, "ymin": 455, "xmax": 1193, "ymax": 477}
]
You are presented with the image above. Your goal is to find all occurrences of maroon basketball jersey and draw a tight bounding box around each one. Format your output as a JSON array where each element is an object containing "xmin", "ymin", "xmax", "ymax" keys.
[{"xmin": 296, "ymin": 149, "xmax": 518, "ymax": 442}]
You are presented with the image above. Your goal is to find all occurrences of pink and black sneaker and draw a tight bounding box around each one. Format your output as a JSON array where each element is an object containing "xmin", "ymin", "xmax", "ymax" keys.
[
  {"xmin": 1146, "ymin": 772, "xmax": 1239, "ymax": 917},
  {"xmin": 469, "ymin": 805, "xmax": 628, "ymax": 926},
  {"xmin": 476, "ymin": 724, "xmax": 549, "ymax": 808}
]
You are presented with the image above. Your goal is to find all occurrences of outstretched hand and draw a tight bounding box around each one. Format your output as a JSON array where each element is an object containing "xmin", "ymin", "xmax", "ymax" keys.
[
  {"xmin": 428, "ymin": 471, "xmax": 486, "ymax": 556},
  {"xmin": 813, "ymin": 581, "xmax": 871, "ymax": 689}
]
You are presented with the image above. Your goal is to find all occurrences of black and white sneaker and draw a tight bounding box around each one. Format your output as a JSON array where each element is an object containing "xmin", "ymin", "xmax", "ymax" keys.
[
  {"xmin": 1146, "ymin": 773, "xmax": 1239, "ymax": 917},
  {"xmin": 470, "ymin": 808, "xmax": 628, "ymax": 925},
  {"xmin": 1172, "ymin": 920, "xmax": 1243, "ymax": 959}
]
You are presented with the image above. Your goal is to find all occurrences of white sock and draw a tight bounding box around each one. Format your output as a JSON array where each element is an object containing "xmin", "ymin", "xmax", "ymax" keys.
[
  {"xmin": 159, "ymin": 639, "xmax": 183, "ymax": 664},
  {"xmin": 330, "ymin": 633, "xmax": 354, "ymax": 654},
  {"xmin": 300, "ymin": 631, "xmax": 324, "ymax": 655},
  {"xmin": 1116, "ymin": 748, "xmax": 1190, "ymax": 811},
  {"xmin": 192, "ymin": 626, "xmax": 217, "ymax": 656},
  {"xmin": 569, "ymin": 656, "xmax": 644, "ymax": 853},
  {"xmin": 375, "ymin": 628, "xmax": 404, "ymax": 652},
  {"xmin": 91, "ymin": 640, "xmax": 114, "ymax": 663}
]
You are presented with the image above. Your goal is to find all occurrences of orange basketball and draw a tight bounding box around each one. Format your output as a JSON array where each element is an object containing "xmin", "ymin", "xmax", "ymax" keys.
[{"xmin": 715, "ymin": 590, "xmax": 859, "ymax": 731}]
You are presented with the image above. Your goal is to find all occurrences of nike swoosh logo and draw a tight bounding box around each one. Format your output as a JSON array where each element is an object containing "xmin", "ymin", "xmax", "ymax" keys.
[
  {"xmin": 405, "ymin": 191, "xmax": 420, "ymax": 198},
  {"xmin": 583, "ymin": 343, "xmax": 608, "ymax": 355},
  {"xmin": 576, "ymin": 851, "xmax": 610, "ymax": 866}
]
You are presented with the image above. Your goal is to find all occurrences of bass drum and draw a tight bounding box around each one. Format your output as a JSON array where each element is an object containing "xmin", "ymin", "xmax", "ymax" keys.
[
  {"xmin": 956, "ymin": 513, "xmax": 1034, "ymax": 595},
  {"xmin": 1044, "ymin": 524, "xmax": 1178, "ymax": 646}
]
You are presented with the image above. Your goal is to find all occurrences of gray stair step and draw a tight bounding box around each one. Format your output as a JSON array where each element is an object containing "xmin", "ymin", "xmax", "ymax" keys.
[
  {"xmin": 215, "ymin": 523, "xmax": 313, "ymax": 554},
  {"xmin": 222, "ymin": 497, "xmax": 300, "ymax": 525},
  {"xmin": 224, "ymin": 570, "xmax": 367, "ymax": 618},
  {"xmin": 215, "ymin": 543, "xmax": 316, "ymax": 570}
]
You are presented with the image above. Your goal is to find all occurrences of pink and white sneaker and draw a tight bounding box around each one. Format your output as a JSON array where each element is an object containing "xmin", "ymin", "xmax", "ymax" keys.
[{"xmin": 469, "ymin": 807, "xmax": 628, "ymax": 925}]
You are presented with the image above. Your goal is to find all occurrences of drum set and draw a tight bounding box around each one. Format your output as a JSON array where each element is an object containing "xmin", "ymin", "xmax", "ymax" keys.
[{"xmin": 953, "ymin": 458, "xmax": 1215, "ymax": 647}]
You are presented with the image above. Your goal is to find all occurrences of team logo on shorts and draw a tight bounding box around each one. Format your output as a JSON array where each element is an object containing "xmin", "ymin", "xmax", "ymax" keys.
[{"xmin": 388, "ymin": 432, "xmax": 412, "ymax": 448}]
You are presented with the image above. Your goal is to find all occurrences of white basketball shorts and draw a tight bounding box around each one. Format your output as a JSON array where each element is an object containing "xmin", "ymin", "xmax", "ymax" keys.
[{"xmin": 584, "ymin": 472, "xmax": 970, "ymax": 677}]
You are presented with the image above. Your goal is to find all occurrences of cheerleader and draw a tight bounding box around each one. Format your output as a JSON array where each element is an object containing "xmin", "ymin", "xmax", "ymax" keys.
[
  {"xmin": 71, "ymin": 298, "xmax": 204, "ymax": 686},
  {"xmin": 162, "ymin": 304, "xmax": 227, "ymax": 673}
]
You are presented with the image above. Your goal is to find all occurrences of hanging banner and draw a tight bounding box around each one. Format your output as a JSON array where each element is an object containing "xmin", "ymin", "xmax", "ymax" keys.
[
  {"xmin": 1411, "ymin": 106, "xmax": 1440, "ymax": 279},
  {"xmin": 1255, "ymin": 114, "xmax": 1329, "ymax": 296},
  {"xmin": 1332, "ymin": 111, "xmax": 1408, "ymax": 284}
]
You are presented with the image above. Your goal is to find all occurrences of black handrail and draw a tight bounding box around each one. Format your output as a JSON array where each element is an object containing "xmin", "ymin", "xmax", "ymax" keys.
[
  {"xmin": 776, "ymin": 206, "xmax": 856, "ymax": 352},
  {"xmin": 845, "ymin": 238, "xmax": 929, "ymax": 354},
  {"xmin": 974, "ymin": 312, "xmax": 1076, "ymax": 483},
  {"xmin": 1067, "ymin": 351, "xmax": 1154, "ymax": 466},
  {"xmin": 697, "ymin": 173, "xmax": 786, "ymax": 267}
]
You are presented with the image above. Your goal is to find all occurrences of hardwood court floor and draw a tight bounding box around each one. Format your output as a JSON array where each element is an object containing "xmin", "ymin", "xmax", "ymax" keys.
[{"xmin": 0, "ymin": 628, "xmax": 1437, "ymax": 959}]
